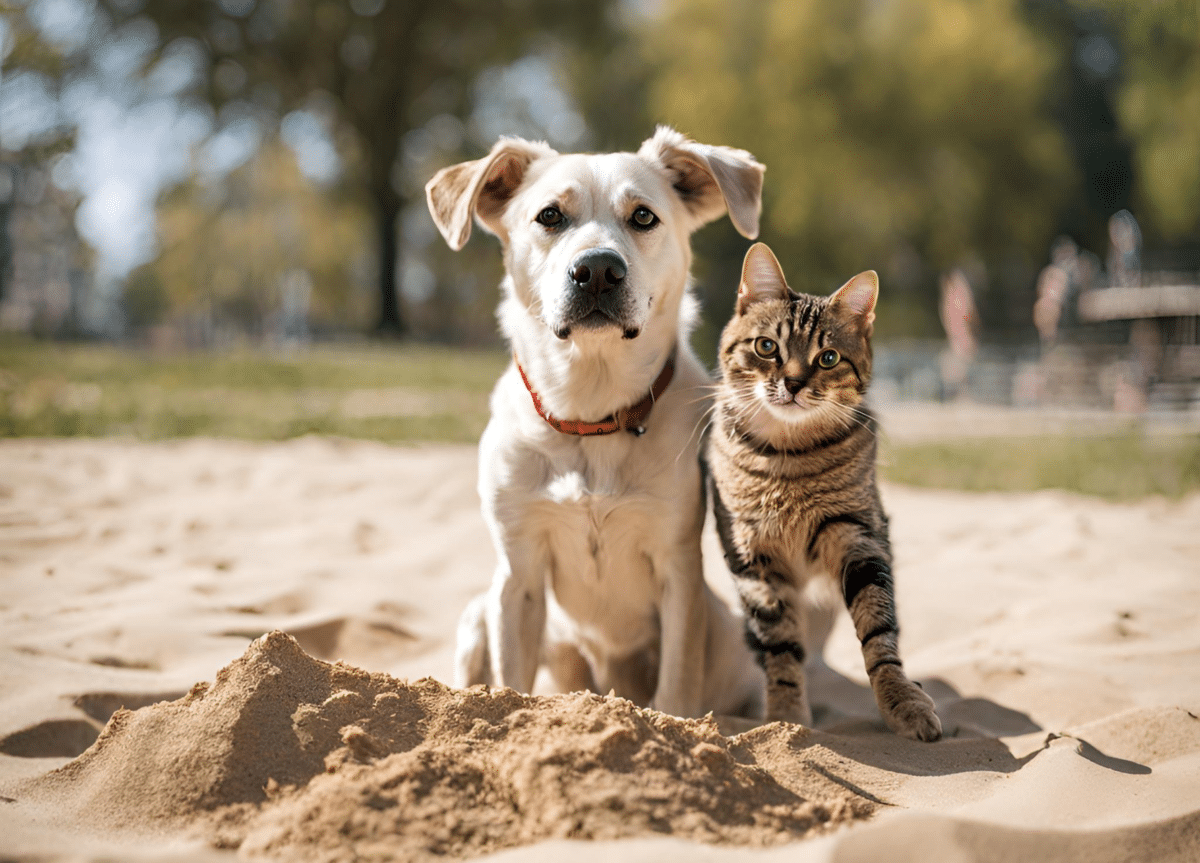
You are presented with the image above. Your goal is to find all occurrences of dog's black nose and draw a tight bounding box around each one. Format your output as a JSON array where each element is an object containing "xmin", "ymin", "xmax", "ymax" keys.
[{"xmin": 568, "ymin": 249, "xmax": 626, "ymax": 294}]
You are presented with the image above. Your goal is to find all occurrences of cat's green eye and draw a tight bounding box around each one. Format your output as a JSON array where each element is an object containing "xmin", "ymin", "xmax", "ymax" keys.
[
  {"xmin": 817, "ymin": 349, "xmax": 840, "ymax": 369},
  {"xmin": 753, "ymin": 337, "xmax": 778, "ymax": 358}
]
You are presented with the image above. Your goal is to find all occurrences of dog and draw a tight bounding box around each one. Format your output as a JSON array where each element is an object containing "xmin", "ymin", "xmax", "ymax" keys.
[{"xmin": 425, "ymin": 127, "xmax": 766, "ymax": 717}]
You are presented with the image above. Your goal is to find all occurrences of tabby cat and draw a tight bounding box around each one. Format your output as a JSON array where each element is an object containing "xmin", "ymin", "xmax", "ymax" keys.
[{"xmin": 706, "ymin": 243, "xmax": 941, "ymax": 741}]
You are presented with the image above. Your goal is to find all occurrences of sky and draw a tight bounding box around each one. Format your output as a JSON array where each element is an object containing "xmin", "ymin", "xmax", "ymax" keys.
[{"xmin": 1, "ymin": 0, "xmax": 339, "ymax": 284}]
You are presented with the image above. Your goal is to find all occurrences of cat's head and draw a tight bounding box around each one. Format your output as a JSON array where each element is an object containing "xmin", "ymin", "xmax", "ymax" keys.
[{"xmin": 717, "ymin": 243, "xmax": 877, "ymax": 429}]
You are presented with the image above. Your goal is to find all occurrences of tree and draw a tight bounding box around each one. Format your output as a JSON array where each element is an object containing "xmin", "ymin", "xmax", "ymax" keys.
[
  {"xmin": 1090, "ymin": 0, "xmax": 1200, "ymax": 241},
  {"xmin": 1, "ymin": 0, "xmax": 78, "ymax": 309},
  {"xmin": 130, "ymin": 142, "xmax": 373, "ymax": 339},
  {"xmin": 639, "ymin": 0, "xmax": 1076, "ymax": 340},
  {"xmin": 96, "ymin": 0, "xmax": 616, "ymax": 336}
]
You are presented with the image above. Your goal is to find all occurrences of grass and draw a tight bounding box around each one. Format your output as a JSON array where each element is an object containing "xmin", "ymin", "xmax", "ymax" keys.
[
  {"xmin": 881, "ymin": 433, "xmax": 1200, "ymax": 500},
  {"xmin": 0, "ymin": 336, "xmax": 507, "ymax": 444},
  {"xmin": 3, "ymin": 335, "xmax": 1198, "ymax": 499}
]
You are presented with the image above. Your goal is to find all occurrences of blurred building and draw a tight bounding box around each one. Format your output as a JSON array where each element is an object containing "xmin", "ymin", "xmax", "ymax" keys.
[
  {"xmin": 874, "ymin": 211, "xmax": 1200, "ymax": 415},
  {"xmin": 1072, "ymin": 212, "xmax": 1200, "ymax": 412}
]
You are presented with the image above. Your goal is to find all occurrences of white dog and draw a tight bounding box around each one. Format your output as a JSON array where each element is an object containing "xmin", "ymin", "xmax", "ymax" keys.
[{"xmin": 425, "ymin": 127, "xmax": 766, "ymax": 717}]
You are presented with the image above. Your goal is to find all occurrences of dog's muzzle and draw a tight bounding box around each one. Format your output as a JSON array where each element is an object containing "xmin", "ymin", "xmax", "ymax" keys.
[{"xmin": 554, "ymin": 248, "xmax": 640, "ymax": 340}]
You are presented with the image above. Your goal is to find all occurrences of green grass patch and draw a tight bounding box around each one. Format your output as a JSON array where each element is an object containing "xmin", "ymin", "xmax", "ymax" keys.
[
  {"xmin": 6, "ymin": 336, "xmax": 1199, "ymax": 500},
  {"xmin": 881, "ymin": 433, "xmax": 1200, "ymax": 500},
  {"xmin": 0, "ymin": 335, "xmax": 505, "ymax": 444},
  {"xmin": 0, "ymin": 336, "xmax": 506, "ymax": 392}
]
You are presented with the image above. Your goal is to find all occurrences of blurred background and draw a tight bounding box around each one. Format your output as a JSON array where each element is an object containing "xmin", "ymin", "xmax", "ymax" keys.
[{"xmin": 1, "ymin": 0, "xmax": 1198, "ymax": 496}]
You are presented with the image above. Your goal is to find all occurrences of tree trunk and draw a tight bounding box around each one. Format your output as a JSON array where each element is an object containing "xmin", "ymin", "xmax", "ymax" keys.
[{"xmin": 374, "ymin": 188, "xmax": 403, "ymax": 336}]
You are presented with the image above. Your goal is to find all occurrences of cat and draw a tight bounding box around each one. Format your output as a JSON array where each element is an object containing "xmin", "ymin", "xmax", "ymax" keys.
[{"xmin": 705, "ymin": 242, "xmax": 942, "ymax": 741}]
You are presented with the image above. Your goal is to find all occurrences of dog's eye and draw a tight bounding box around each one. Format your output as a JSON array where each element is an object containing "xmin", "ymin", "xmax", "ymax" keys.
[
  {"xmin": 753, "ymin": 337, "xmax": 778, "ymax": 359},
  {"xmin": 817, "ymin": 349, "xmax": 840, "ymax": 369},
  {"xmin": 630, "ymin": 206, "xmax": 659, "ymax": 230},
  {"xmin": 536, "ymin": 207, "xmax": 565, "ymax": 229}
]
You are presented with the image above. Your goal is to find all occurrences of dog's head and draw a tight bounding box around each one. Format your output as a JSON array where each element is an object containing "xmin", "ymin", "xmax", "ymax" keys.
[{"xmin": 426, "ymin": 127, "xmax": 764, "ymax": 343}]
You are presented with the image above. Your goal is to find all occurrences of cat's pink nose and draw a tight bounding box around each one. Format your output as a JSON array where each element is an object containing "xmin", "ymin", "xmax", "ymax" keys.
[{"xmin": 784, "ymin": 377, "xmax": 804, "ymax": 395}]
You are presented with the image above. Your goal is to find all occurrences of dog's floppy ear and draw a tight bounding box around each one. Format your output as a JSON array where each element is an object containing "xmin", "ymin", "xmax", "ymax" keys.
[
  {"xmin": 425, "ymin": 137, "xmax": 556, "ymax": 250},
  {"xmin": 638, "ymin": 125, "xmax": 765, "ymax": 239}
]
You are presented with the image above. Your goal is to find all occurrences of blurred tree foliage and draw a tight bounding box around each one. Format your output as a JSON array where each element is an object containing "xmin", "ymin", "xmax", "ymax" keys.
[
  {"xmin": 1091, "ymin": 0, "xmax": 1200, "ymax": 241},
  {"xmin": 0, "ymin": 1, "xmax": 71, "ymax": 94},
  {"xmin": 96, "ymin": 0, "xmax": 614, "ymax": 335},
  {"xmin": 6, "ymin": 0, "xmax": 1199, "ymax": 350},
  {"xmin": 639, "ymin": 0, "xmax": 1077, "ymax": 342},
  {"xmin": 1020, "ymin": 0, "xmax": 1132, "ymax": 259},
  {"xmin": 125, "ymin": 143, "xmax": 373, "ymax": 339}
]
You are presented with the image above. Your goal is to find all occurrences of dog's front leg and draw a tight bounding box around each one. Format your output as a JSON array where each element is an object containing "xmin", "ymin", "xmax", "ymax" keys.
[
  {"xmin": 484, "ymin": 541, "xmax": 548, "ymax": 694},
  {"xmin": 651, "ymin": 545, "xmax": 708, "ymax": 718}
]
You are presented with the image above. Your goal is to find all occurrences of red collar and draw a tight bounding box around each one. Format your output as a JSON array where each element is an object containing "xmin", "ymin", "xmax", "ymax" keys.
[{"xmin": 516, "ymin": 353, "xmax": 675, "ymax": 437}]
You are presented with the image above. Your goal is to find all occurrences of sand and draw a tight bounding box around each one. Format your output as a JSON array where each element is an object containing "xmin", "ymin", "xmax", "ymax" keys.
[{"xmin": 0, "ymin": 435, "xmax": 1198, "ymax": 862}]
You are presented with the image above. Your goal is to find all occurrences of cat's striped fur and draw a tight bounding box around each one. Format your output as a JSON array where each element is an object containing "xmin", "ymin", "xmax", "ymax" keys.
[{"xmin": 706, "ymin": 243, "xmax": 941, "ymax": 741}]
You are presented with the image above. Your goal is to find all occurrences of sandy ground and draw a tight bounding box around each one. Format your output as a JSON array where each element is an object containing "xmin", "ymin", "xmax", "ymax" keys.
[{"xmin": 1, "ymin": 435, "xmax": 1198, "ymax": 861}]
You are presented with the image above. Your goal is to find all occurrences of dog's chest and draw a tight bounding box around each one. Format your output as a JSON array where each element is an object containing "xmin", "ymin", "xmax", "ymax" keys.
[{"xmin": 532, "ymin": 465, "xmax": 663, "ymax": 640}]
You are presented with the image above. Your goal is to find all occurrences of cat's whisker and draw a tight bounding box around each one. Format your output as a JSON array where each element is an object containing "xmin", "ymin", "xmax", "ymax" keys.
[
  {"xmin": 676, "ymin": 402, "xmax": 717, "ymax": 464},
  {"xmin": 676, "ymin": 382, "xmax": 721, "ymax": 410},
  {"xmin": 823, "ymin": 401, "xmax": 877, "ymax": 438},
  {"xmin": 722, "ymin": 395, "xmax": 764, "ymax": 430},
  {"xmin": 677, "ymin": 413, "xmax": 716, "ymax": 466},
  {"xmin": 681, "ymin": 392, "xmax": 719, "ymax": 409}
]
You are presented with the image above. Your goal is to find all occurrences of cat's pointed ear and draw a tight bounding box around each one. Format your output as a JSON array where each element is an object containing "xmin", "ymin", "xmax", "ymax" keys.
[
  {"xmin": 737, "ymin": 243, "xmax": 791, "ymax": 315},
  {"xmin": 829, "ymin": 270, "xmax": 879, "ymax": 334}
]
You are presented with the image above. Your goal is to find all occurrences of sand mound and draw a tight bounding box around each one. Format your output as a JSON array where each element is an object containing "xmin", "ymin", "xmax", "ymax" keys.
[{"xmin": 32, "ymin": 632, "xmax": 871, "ymax": 861}]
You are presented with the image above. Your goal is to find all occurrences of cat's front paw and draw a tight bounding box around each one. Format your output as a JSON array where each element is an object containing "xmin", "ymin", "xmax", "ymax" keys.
[{"xmin": 882, "ymin": 686, "xmax": 942, "ymax": 742}]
